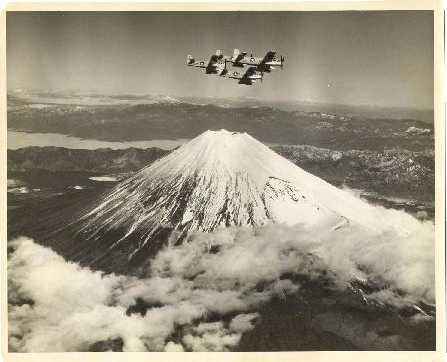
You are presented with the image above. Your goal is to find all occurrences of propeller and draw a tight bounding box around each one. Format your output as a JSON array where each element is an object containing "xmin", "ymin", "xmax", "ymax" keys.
[{"xmin": 280, "ymin": 55, "xmax": 285, "ymax": 68}]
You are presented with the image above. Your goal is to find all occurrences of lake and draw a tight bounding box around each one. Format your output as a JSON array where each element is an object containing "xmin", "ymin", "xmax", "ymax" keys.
[{"xmin": 8, "ymin": 131, "xmax": 188, "ymax": 150}]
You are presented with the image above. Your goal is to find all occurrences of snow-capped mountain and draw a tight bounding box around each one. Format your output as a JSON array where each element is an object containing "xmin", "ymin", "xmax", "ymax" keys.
[{"xmin": 79, "ymin": 129, "xmax": 405, "ymax": 258}]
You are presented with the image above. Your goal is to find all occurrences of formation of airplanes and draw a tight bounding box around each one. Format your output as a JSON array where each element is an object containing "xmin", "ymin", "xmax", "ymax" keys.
[{"xmin": 186, "ymin": 49, "xmax": 285, "ymax": 85}]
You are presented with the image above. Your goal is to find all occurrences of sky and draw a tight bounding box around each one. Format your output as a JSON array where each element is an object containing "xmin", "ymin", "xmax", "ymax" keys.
[{"xmin": 7, "ymin": 11, "xmax": 433, "ymax": 109}]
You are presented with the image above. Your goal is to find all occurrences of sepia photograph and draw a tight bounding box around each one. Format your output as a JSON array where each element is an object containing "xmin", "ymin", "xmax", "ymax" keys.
[{"xmin": 3, "ymin": 4, "xmax": 443, "ymax": 357}]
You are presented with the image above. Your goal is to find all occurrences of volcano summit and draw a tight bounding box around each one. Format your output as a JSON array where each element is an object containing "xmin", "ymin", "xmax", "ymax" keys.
[{"xmin": 74, "ymin": 129, "xmax": 406, "ymax": 270}]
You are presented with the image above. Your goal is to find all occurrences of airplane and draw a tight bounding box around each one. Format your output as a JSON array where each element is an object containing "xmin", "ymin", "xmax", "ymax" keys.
[
  {"xmin": 229, "ymin": 49, "xmax": 285, "ymax": 73},
  {"xmin": 225, "ymin": 66, "xmax": 264, "ymax": 85},
  {"xmin": 186, "ymin": 50, "xmax": 228, "ymax": 76}
]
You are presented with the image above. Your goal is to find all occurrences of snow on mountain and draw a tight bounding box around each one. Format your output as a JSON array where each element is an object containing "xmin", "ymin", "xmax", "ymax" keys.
[{"xmin": 79, "ymin": 129, "xmax": 413, "ymax": 257}]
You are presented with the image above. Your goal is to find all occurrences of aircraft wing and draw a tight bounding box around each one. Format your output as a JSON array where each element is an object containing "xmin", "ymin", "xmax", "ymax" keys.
[
  {"xmin": 237, "ymin": 67, "xmax": 258, "ymax": 85},
  {"xmin": 241, "ymin": 66, "xmax": 257, "ymax": 80},
  {"xmin": 203, "ymin": 54, "xmax": 220, "ymax": 73},
  {"xmin": 207, "ymin": 54, "xmax": 219, "ymax": 66},
  {"xmin": 260, "ymin": 51, "xmax": 277, "ymax": 64}
]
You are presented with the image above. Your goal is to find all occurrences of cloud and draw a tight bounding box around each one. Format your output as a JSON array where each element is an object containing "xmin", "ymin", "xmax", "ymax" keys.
[
  {"xmin": 182, "ymin": 321, "xmax": 241, "ymax": 352},
  {"xmin": 8, "ymin": 208, "xmax": 434, "ymax": 352},
  {"xmin": 164, "ymin": 341, "xmax": 184, "ymax": 352},
  {"xmin": 229, "ymin": 313, "xmax": 259, "ymax": 333}
]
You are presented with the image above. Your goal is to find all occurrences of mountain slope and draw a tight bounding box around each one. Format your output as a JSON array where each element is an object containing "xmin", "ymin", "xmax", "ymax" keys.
[{"xmin": 77, "ymin": 130, "xmax": 413, "ymax": 266}]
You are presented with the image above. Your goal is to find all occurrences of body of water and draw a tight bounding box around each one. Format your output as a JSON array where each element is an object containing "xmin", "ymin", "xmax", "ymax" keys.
[{"xmin": 8, "ymin": 131, "xmax": 188, "ymax": 150}]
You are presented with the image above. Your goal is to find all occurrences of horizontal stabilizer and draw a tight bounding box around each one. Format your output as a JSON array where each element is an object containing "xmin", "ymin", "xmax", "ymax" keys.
[{"xmin": 186, "ymin": 55, "xmax": 195, "ymax": 65}]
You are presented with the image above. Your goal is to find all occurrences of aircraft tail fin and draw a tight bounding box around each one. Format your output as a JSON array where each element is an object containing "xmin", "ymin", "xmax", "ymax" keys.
[
  {"xmin": 186, "ymin": 55, "xmax": 195, "ymax": 65},
  {"xmin": 232, "ymin": 48, "xmax": 240, "ymax": 61}
]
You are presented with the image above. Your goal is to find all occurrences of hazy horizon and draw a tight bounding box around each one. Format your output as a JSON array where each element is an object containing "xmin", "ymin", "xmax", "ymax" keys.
[
  {"xmin": 8, "ymin": 88, "xmax": 434, "ymax": 115},
  {"xmin": 7, "ymin": 11, "xmax": 434, "ymax": 109}
]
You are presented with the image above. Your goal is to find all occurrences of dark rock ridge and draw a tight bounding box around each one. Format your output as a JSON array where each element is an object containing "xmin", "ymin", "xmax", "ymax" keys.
[{"xmin": 8, "ymin": 147, "xmax": 168, "ymax": 173}]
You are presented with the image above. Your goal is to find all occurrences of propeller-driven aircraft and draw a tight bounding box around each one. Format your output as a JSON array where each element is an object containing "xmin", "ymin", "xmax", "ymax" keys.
[
  {"xmin": 225, "ymin": 67, "xmax": 263, "ymax": 85},
  {"xmin": 186, "ymin": 49, "xmax": 284, "ymax": 85},
  {"xmin": 186, "ymin": 50, "xmax": 228, "ymax": 76},
  {"xmin": 229, "ymin": 49, "xmax": 285, "ymax": 73}
]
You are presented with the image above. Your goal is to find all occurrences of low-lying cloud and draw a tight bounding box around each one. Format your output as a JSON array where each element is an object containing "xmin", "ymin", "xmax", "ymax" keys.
[{"xmin": 8, "ymin": 208, "xmax": 435, "ymax": 352}]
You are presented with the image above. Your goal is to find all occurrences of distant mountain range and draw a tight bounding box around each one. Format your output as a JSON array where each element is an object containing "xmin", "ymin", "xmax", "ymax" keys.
[
  {"xmin": 8, "ymin": 90, "xmax": 434, "ymax": 121},
  {"xmin": 8, "ymin": 91, "xmax": 433, "ymax": 151}
]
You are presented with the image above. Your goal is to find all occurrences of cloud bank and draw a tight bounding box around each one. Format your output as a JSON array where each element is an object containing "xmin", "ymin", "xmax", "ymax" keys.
[{"xmin": 8, "ymin": 208, "xmax": 434, "ymax": 352}]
